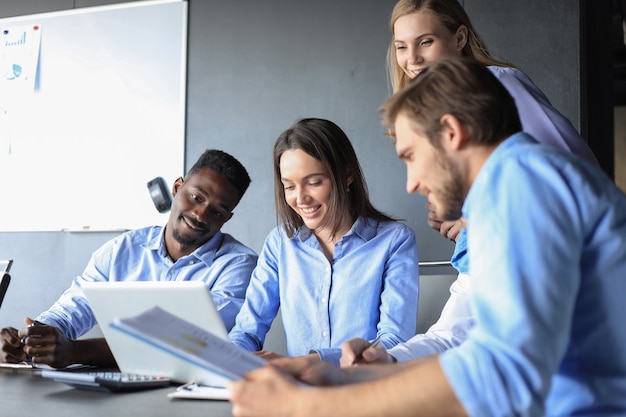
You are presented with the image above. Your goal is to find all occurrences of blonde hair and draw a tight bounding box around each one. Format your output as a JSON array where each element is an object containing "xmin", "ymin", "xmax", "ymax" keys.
[{"xmin": 386, "ymin": 0, "xmax": 512, "ymax": 93}]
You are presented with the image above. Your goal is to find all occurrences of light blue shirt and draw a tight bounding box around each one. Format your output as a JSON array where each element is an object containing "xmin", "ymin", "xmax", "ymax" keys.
[
  {"xmin": 440, "ymin": 133, "xmax": 626, "ymax": 416},
  {"xmin": 450, "ymin": 66, "xmax": 600, "ymax": 274},
  {"xmin": 229, "ymin": 217, "xmax": 419, "ymax": 365},
  {"xmin": 36, "ymin": 226, "xmax": 258, "ymax": 338}
]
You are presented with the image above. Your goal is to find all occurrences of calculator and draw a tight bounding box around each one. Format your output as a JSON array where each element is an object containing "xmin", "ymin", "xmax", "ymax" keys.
[{"xmin": 40, "ymin": 370, "xmax": 171, "ymax": 392}]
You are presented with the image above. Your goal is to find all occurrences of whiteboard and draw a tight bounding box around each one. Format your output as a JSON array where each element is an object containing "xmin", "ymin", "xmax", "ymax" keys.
[{"xmin": 0, "ymin": 0, "xmax": 187, "ymax": 231}]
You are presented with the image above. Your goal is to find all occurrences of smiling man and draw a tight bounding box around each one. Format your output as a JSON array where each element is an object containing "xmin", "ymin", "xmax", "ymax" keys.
[
  {"xmin": 0, "ymin": 149, "xmax": 258, "ymax": 369},
  {"xmin": 227, "ymin": 58, "xmax": 626, "ymax": 417}
]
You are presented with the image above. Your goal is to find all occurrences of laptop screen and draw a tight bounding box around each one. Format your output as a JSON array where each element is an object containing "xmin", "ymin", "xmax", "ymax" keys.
[{"xmin": 81, "ymin": 280, "xmax": 230, "ymax": 386}]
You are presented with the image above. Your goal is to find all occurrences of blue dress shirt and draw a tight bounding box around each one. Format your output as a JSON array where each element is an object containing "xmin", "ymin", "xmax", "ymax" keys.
[
  {"xmin": 450, "ymin": 66, "xmax": 600, "ymax": 275},
  {"xmin": 440, "ymin": 133, "xmax": 626, "ymax": 416},
  {"xmin": 36, "ymin": 226, "xmax": 258, "ymax": 338},
  {"xmin": 229, "ymin": 217, "xmax": 419, "ymax": 365}
]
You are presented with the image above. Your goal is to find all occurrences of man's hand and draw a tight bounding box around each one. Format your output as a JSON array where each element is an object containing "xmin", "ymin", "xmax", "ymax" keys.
[
  {"xmin": 271, "ymin": 353, "xmax": 357, "ymax": 387},
  {"xmin": 253, "ymin": 350, "xmax": 285, "ymax": 361},
  {"xmin": 0, "ymin": 326, "xmax": 27, "ymax": 363},
  {"xmin": 18, "ymin": 317, "xmax": 77, "ymax": 368},
  {"xmin": 271, "ymin": 354, "xmax": 326, "ymax": 385},
  {"xmin": 340, "ymin": 337, "xmax": 393, "ymax": 367},
  {"xmin": 229, "ymin": 365, "xmax": 308, "ymax": 417}
]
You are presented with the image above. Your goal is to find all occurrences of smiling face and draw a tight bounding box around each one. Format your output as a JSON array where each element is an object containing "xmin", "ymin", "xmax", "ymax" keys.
[
  {"xmin": 279, "ymin": 149, "xmax": 336, "ymax": 238},
  {"xmin": 394, "ymin": 113, "xmax": 464, "ymax": 222},
  {"xmin": 393, "ymin": 11, "xmax": 466, "ymax": 79},
  {"xmin": 165, "ymin": 167, "xmax": 239, "ymax": 260}
]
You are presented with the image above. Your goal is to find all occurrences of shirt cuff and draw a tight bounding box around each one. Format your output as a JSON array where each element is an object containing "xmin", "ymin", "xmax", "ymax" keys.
[{"xmin": 310, "ymin": 348, "xmax": 341, "ymax": 365}]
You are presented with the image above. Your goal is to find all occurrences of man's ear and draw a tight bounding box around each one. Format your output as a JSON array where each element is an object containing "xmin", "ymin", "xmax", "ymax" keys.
[
  {"xmin": 172, "ymin": 176, "xmax": 184, "ymax": 197},
  {"xmin": 439, "ymin": 114, "xmax": 466, "ymax": 151}
]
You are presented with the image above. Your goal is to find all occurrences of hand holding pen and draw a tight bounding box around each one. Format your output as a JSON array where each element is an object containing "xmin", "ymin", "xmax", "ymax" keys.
[
  {"xmin": 340, "ymin": 336, "xmax": 393, "ymax": 367},
  {"xmin": 18, "ymin": 318, "xmax": 79, "ymax": 368},
  {"xmin": 18, "ymin": 317, "xmax": 44, "ymax": 367}
]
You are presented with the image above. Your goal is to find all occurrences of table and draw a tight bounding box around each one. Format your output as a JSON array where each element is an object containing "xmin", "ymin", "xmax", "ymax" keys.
[{"xmin": 0, "ymin": 368, "xmax": 233, "ymax": 417}]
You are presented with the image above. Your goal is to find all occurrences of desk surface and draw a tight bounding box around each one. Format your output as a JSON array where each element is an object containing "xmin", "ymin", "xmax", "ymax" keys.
[{"xmin": 0, "ymin": 368, "xmax": 233, "ymax": 417}]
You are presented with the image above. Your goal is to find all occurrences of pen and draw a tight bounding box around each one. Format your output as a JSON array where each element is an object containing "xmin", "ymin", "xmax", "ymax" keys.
[
  {"xmin": 352, "ymin": 335, "xmax": 382, "ymax": 365},
  {"xmin": 177, "ymin": 381, "xmax": 198, "ymax": 391}
]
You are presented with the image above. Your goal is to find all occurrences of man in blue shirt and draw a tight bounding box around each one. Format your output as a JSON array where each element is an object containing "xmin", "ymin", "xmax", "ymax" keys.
[
  {"xmin": 227, "ymin": 58, "xmax": 626, "ymax": 416},
  {"xmin": 0, "ymin": 149, "xmax": 258, "ymax": 368}
]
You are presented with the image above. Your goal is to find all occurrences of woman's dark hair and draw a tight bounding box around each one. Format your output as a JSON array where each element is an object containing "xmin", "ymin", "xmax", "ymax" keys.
[{"xmin": 273, "ymin": 118, "xmax": 394, "ymax": 238}]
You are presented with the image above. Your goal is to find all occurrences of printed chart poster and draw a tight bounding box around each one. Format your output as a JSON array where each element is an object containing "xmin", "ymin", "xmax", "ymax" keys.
[
  {"xmin": 0, "ymin": 24, "xmax": 41, "ymax": 214},
  {"xmin": 0, "ymin": 1, "xmax": 186, "ymax": 232},
  {"xmin": 0, "ymin": 24, "xmax": 41, "ymax": 95}
]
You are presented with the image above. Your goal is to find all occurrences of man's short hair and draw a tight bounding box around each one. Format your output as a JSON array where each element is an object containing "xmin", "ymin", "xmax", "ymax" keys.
[
  {"xmin": 186, "ymin": 149, "xmax": 251, "ymax": 200},
  {"xmin": 379, "ymin": 57, "xmax": 522, "ymax": 147}
]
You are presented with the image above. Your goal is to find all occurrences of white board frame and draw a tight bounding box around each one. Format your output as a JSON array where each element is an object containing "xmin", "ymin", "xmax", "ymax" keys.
[{"xmin": 0, "ymin": 0, "xmax": 187, "ymax": 231}]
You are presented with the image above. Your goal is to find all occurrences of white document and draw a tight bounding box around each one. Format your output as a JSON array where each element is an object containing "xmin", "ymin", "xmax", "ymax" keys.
[
  {"xmin": 0, "ymin": 362, "xmax": 94, "ymax": 375},
  {"xmin": 110, "ymin": 306, "xmax": 265, "ymax": 382},
  {"xmin": 168, "ymin": 382, "xmax": 230, "ymax": 401}
]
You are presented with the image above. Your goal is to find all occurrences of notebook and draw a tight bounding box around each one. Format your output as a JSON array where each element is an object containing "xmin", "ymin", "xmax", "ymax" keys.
[{"xmin": 80, "ymin": 280, "xmax": 230, "ymax": 387}]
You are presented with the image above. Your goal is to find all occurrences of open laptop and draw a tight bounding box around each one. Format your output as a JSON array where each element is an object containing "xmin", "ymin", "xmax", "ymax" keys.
[{"xmin": 69, "ymin": 280, "xmax": 230, "ymax": 387}]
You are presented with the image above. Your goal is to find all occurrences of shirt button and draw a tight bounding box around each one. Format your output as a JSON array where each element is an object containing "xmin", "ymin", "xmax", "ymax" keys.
[
  {"xmin": 189, "ymin": 260, "xmax": 195, "ymax": 265},
  {"xmin": 322, "ymin": 331, "xmax": 328, "ymax": 337},
  {"xmin": 321, "ymin": 297, "xmax": 327, "ymax": 303}
]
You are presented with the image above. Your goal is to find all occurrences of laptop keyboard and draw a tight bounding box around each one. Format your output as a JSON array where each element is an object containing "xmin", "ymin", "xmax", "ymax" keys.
[{"xmin": 41, "ymin": 370, "xmax": 171, "ymax": 392}]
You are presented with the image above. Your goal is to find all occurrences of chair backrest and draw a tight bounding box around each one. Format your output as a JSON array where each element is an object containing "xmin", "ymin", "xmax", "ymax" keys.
[
  {"xmin": 263, "ymin": 308, "xmax": 288, "ymax": 356},
  {"xmin": 416, "ymin": 273, "xmax": 457, "ymax": 333}
]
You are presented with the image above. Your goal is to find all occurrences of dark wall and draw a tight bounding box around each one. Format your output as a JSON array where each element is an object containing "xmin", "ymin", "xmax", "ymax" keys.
[
  {"xmin": 0, "ymin": 0, "xmax": 584, "ymax": 329},
  {"xmin": 465, "ymin": 0, "xmax": 582, "ymax": 129}
]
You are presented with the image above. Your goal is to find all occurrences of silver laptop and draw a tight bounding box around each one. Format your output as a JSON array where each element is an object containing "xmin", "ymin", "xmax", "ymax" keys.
[{"xmin": 81, "ymin": 280, "xmax": 230, "ymax": 387}]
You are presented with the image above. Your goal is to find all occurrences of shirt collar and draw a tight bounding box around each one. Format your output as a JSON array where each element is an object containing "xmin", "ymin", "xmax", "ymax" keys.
[
  {"xmin": 462, "ymin": 132, "xmax": 535, "ymax": 219},
  {"xmin": 145, "ymin": 226, "xmax": 224, "ymax": 266},
  {"xmin": 295, "ymin": 216, "xmax": 378, "ymax": 242}
]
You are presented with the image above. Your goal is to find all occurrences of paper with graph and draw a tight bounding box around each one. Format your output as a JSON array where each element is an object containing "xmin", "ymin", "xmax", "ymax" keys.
[{"xmin": 110, "ymin": 306, "xmax": 265, "ymax": 381}]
